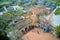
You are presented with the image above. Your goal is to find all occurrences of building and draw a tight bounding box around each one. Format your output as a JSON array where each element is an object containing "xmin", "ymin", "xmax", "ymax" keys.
[
  {"xmin": 18, "ymin": 0, "xmax": 31, "ymax": 3},
  {"xmin": 0, "ymin": 8, "xmax": 4, "ymax": 15},
  {"xmin": 36, "ymin": 0, "xmax": 56, "ymax": 10},
  {"xmin": 37, "ymin": 18, "xmax": 50, "ymax": 32},
  {"xmin": 51, "ymin": 15, "xmax": 60, "ymax": 27},
  {"xmin": 45, "ymin": 2, "xmax": 52, "ymax": 7},
  {"xmin": 0, "ymin": 12, "xmax": 3, "ymax": 15},
  {"xmin": 45, "ymin": 2, "xmax": 56, "ymax": 10},
  {"xmin": 50, "ymin": 4, "xmax": 56, "ymax": 10},
  {"xmin": 28, "ymin": 5, "xmax": 53, "ymax": 32},
  {"xmin": 36, "ymin": 0, "xmax": 46, "ymax": 5},
  {"xmin": 7, "ymin": 5, "xmax": 21, "ymax": 11},
  {"xmin": 11, "ymin": 5, "xmax": 53, "ymax": 38},
  {"xmin": 0, "ymin": 7, "xmax": 5, "ymax": 11},
  {"xmin": 23, "ymin": 5, "xmax": 52, "ymax": 32}
]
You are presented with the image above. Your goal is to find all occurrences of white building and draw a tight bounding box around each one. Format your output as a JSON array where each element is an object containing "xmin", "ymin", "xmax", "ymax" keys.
[
  {"xmin": 51, "ymin": 15, "xmax": 60, "ymax": 27},
  {"xmin": 0, "ymin": 12, "xmax": 3, "ymax": 15},
  {"xmin": 7, "ymin": 5, "xmax": 23, "ymax": 11}
]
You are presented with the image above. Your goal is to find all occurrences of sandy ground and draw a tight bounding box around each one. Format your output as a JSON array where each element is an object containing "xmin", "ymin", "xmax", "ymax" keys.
[{"xmin": 22, "ymin": 28, "xmax": 58, "ymax": 40}]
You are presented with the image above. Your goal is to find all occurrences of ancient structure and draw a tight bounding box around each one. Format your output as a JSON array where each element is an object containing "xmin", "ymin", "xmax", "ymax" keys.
[{"xmin": 13, "ymin": 5, "xmax": 53, "ymax": 39}]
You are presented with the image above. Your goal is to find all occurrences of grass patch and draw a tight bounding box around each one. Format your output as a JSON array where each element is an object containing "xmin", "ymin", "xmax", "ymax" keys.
[{"xmin": 55, "ymin": 8, "xmax": 60, "ymax": 15}]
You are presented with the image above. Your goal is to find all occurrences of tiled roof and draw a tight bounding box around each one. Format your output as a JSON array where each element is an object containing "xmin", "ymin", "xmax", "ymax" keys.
[{"xmin": 29, "ymin": 5, "xmax": 51, "ymax": 16}]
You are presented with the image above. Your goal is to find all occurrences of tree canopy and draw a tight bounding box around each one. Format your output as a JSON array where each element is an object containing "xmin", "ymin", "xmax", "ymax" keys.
[
  {"xmin": 0, "ymin": 30, "xmax": 10, "ymax": 40},
  {"xmin": 31, "ymin": 0, "xmax": 37, "ymax": 5},
  {"xmin": 54, "ymin": 25, "xmax": 60, "ymax": 35},
  {"xmin": 55, "ymin": 8, "xmax": 60, "ymax": 15},
  {"xmin": 0, "ymin": 12, "xmax": 13, "ymax": 30}
]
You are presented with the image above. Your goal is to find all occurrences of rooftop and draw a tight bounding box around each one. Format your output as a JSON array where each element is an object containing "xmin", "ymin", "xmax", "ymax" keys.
[
  {"xmin": 29, "ymin": 5, "xmax": 52, "ymax": 16},
  {"xmin": 52, "ymin": 15, "xmax": 60, "ymax": 27}
]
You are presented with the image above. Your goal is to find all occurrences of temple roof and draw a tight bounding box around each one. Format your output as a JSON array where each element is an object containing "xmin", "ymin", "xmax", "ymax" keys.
[{"xmin": 29, "ymin": 5, "xmax": 52, "ymax": 16}]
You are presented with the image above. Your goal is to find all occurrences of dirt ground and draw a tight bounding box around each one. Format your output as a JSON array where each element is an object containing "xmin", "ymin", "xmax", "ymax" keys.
[{"xmin": 22, "ymin": 28, "xmax": 58, "ymax": 40}]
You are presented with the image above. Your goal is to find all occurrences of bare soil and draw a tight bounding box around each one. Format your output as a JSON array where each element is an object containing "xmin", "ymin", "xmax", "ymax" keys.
[{"xmin": 22, "ymin": 28, "xmax": 58, "ymax": 40}]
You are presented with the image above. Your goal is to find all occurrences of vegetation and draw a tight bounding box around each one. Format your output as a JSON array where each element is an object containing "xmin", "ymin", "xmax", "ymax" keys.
[
  {"xmin": 55, "ymin": 8, "xmax": 60, "ymax": 15},
  {"xmin": 0, "ymin": 10, "xmax": 24, "ymax": 30},
  {"xmin": 55, "ymin": 1, "xmax": 60, "ymax": 6},
  {"xmin": 0, "ymin": 13, "xmax": 13, "ymax": 30},
  {"xmin": 0, "ymin": 30, "xmax": 10, "ymax": 40},
  {"xmin": 31, "ymin": 0, "xmax": 37, "ymax": 5},
  {"xmin": 18, "ymin": 2, "xmax": 25, "ymax": 6},
  {"xmin": 9, "ymin": 10, "xmax": 24, "ymax": 16},
  {"xmin": 54, "ymin": 25, "xmax": 60, "ymax": 35},
  {"xmin": 0, "ymin": 6, "xmax": 24, "ymax": 40},
  {"xmin": 0, "ymin": 2, "xmax": 10, "ymax": 7},
  {"xmin": 1, "ymin": 0, "xmax": 60, "ymax": 40},
  {"xmin": 45, "ymin": 0, "xmax": 57, "ymax": 3}
]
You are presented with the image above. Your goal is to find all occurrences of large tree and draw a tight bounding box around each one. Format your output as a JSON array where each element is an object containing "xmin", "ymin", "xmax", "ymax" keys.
[{"xmin": 54, "ymin": 25, "xmax": 60, "ymax": 35}]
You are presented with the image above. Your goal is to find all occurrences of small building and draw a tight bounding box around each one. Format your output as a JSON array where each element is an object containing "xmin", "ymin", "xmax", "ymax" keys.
[
  {"xmin": 45, "ymin": 2, "xmax": 52, "ymax": 7},
  {"xmin": 25, "ymin": 0, "xmax": 32, "ymax": 3},
  {"xmin": 0, "ymin": 12, "xmax": 3, "ymax": 15},
  {"xmin": 0, "ymin": 8, "xmax": 4, "ymax": 15},
  {"xmin": 51, "ymin": 15, "xmax": 60, "ymax": 27},
  {"xmin": 36, "ymin": 0, "xmax": 46, "ymax": 5},
  {"xmin": 24, "ymin": 2, "xmax": 31, "ymax": 6},
  {"xmin": 37, "ymin": 18, "xmax": 50, "ymax": 32},
  {"xmin": 0, "ymin": 8, "xmax": 4, "ymax": 12},
  {"xmin": 18, "ymin": 0, "xmax": 31, "ymax": 3},
  {"xmin": 19, "ymin": 0, "xmax": 31, "ymax": 6},
  {"xmin": 49, "ymin": 3, "xmax": 56, "ymax": 10},
  {"xmin": 40, "ymin": 0, "xmax": 46, "ymax": 5},
  {"xmin": 7, "ymin": 5, "xmax": 21, "ymax": 11}
]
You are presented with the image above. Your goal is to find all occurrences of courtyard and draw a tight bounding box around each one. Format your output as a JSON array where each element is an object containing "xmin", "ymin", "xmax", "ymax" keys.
[{"xmin": 22, "ymin": 28, "xmax": 58, "ymax": 40}]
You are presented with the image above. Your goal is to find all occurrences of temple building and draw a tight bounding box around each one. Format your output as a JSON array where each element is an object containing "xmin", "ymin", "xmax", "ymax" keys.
[{"xmin": 12, "ymin": 5, "xmax": 54, "ymax": 39}]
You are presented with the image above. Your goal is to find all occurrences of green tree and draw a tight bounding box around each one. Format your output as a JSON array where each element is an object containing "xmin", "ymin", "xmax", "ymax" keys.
[
  {"xmin": 56, "ymin": 1, "xmax": 60, "ymax": 6},
  {"xmin": 55, "ymin": 8, "xmax": 60, "ymax": 15},
  {"xmin": 0, "ymin": 12, "xmax": 13, "ymax": 30},
  {"xmin": 31, "ymin": 0, "xmax": 37, "ymax": 5},
  {"xmin": 54, "ymin": 25, "xmax": 60, "ymax": 35},
  {"xmin": 0, "ymin": 30, "xmax": 10, "ymax": 40}
]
